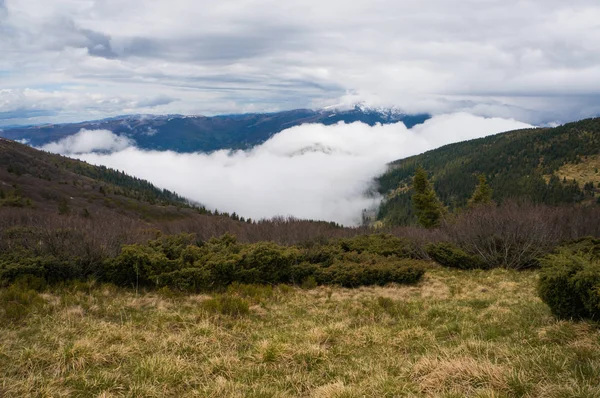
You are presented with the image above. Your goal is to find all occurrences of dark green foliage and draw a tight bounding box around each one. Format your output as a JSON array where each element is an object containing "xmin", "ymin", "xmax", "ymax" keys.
[
  {"xmin": 0, "ymin": 226, "xmax": 111, "ymax": 286},
  {"xmin": 103, "ymin": 232, "xmax": 426, "ymax": 291},
  {"xmin": 313, "ymin": 255, "xmax": 425, "ymax": 288},
  {"xmin": 412, "ymin": 167, "xmax": 444, "ymax": 228},
  {"xmin": 556, "ymin": 237, "xmax": 600, "ymax": 259},
  {"xmin": 104, "ymin": 233, "xmax": 300, "ymax": 291},
  {"xmin": 238, "ymin": 242, "xmax": 298, "ymax": 284},
  {"xmin": 0, "ymin": 252, "xmax": 85, "ymax": 287},
  {"xmin": 538, "ymin": 250, "xmax": 600, "ymax": 320},
  {"xmin": 0, "ymin": 227, "xmax": 427, "ymax": 291},
  {"xmin": 468, "ymin": 175, "xmax": 494, "ymax": 207},
  {"xmin": 426, "ymin": 242, "xmax": 487, "ymax": 270},
  {"xmin": 377, "ymin": 118, "xmax": 600, "ymax": 225},
  {"xmin": 337, "ymin": 233, "xmax": 413, "ymax": 257}
]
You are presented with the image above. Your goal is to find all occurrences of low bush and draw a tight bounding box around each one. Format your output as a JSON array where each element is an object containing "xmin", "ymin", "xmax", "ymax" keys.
[
  {"xmin": 101, "ymin": 233, "xmax": 429, "ymax": 290},
  {"xmin": 1, "ymin": 230, "xmax": 427, "ymax": 292},
  {"xmin": 426, "ymin": 242, "xmax": 487, "ymax": 269},
  {"xmin": 538, "ymin": 250, "xmax": 600, "ymax": 320},
  {"xmin": 337, "ymin": 234, "xmax": 413, "ymax": 258},
  {"xmin": 313, "ymin": 254, "xmax": 425, "ymax": 288},
  {"xmin": 555, "ymin": 237, "xmax": 600, "ymax": 259}
]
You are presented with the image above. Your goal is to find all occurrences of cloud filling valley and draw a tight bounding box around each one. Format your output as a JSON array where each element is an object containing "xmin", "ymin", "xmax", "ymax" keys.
[{"xmin": 40, "ymin": 114, "xmax": 532, "ymax": 225}]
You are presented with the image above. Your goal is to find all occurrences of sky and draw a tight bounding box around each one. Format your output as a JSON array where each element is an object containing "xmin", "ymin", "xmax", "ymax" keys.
[
  {"xmin": 41, "ymin": 114, "xmax": 532, "ymax": 225},
  {"xmin": 1, "ymin": 0, "xmax": 600, "ymax": 126}
]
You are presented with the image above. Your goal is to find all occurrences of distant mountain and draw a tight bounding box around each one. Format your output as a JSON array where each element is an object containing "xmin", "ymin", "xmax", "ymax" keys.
[
  {"xmin": 0, "ymin": 107, "xmax": 430, "ymax": 153},
  {"xmin": 376, "ymin": 118, "xmax": 600, "ymax": 226}
]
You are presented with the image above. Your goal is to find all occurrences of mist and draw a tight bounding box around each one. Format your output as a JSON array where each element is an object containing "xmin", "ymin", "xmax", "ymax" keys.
[{"xmin": 42, "ymin": 113, "xmax": 532, "ymax": 225}]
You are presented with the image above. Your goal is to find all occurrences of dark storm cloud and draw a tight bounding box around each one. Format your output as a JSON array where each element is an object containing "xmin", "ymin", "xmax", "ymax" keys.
[{"xmin": 79, "ymin": 27, "xmax": 117, "ymax": 58}]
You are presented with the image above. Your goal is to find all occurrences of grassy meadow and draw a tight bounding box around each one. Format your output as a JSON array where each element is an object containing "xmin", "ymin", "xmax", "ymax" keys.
[{"xmin": 1, "ymin": 265, "xmax": 599, "ymax": 398}]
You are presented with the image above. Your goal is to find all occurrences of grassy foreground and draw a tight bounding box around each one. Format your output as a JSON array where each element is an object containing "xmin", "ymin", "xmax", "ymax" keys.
[{"xmin": 1, "ymin": 267, "xmax": 599, "ymax": 397}]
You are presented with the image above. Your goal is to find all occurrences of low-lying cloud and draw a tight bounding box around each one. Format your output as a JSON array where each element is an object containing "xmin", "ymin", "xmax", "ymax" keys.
[
  {"xmin": 40, "ymin": 129, "xmax": 135, "ymax": 154},
  {"xmin": 42, "ymin": 114, "xmax": 532, "ymax": 225}
]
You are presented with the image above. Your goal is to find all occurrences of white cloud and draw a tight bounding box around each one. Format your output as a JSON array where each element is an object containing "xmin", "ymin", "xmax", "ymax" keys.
[
  {"xmin": 42, "ymin": 113, "xmax": 531, "ymax": 225},
  {"xmin": 1, "ymin": 0, "xmax": 599, "ymax": 124},
  {"xmin": 40, "ymin": 128, "xmax": 134, "ymax": 154}
]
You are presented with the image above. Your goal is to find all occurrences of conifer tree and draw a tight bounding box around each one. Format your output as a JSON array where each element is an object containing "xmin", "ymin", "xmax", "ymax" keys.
[
  {"xmin": 468, "ymin": 174, "xmax": 494, "ymax": 207},
  {"xmin": 412, "ymin": 167, "xmax": 444, "ymax": 228}
]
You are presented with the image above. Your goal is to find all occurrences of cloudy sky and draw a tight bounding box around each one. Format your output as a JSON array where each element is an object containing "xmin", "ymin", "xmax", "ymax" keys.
[{"xmin": 2, "ymin": 0, "xmax": 600, "ymax": 125}]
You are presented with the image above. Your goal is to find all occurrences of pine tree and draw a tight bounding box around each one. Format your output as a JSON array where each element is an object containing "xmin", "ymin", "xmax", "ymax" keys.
[
  {"xmin": 412, "ymin": 167, "xmax": 444, "ymax": 228},
  {"xmin": 468, "ymin": 174, "xmax": 494, "ymax": 207}
]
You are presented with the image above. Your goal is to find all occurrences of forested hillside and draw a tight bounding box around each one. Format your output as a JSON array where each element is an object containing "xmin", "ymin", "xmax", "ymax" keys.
[
  {"xmin": 0, "ymin": 137, "xmax": 200, "ymax": 219},
  {"xmin": 377, "ymin": 118, "xmax": 600, "ymax": 225}
]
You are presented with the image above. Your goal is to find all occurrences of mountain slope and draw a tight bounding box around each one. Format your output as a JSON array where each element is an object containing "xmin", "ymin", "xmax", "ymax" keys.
[
  {"xmin": 0, "ymin": 137, "xmax": 207, "ymax": 221},
  {"xmin": 0, "ymin": 107, "xmax": 430, "ymax": 153},
  {"xmin": 0, "ymin": 106, "xmax": 429, "ymax": 152},
  {"xmin": 376, "ymin": 118, "xmax": 600, "ymax": 226}
]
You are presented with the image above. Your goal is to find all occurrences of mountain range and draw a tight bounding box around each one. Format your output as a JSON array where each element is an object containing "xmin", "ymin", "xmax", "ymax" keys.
[{"xmin": 0, "ymin": 106, "xmax": 430, "ymax": 153}]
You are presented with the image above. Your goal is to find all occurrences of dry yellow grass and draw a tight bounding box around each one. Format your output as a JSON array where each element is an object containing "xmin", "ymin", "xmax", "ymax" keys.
[
  {"xmin": 552, "ymin": 155, "xmax": 600, "ymax": 188},
  {"xmin": 1, "ymin": 267, "xmax": 600, "ymax": 397}
]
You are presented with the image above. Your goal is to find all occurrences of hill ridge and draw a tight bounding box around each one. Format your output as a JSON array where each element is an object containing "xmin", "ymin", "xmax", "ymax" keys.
[{"xmin": 376, "ymin": 117, "xmax": 600, "ymax": 226}]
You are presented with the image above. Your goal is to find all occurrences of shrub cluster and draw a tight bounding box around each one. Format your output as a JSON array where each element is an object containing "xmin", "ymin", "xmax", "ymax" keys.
[
  {"xmin": 425, "ymin": 242, "xmax": 487, "ymax": 270},
  {"xmin": 103, "ymin": 233, "xmax": 425, "ymax": 291},
  {"xmin": 538, "ymin": 239, "xmax": 600, "ymax": 320},
  {"xmin": 0, "ymin": 230, "xmax": 426, "ymax": 291}
]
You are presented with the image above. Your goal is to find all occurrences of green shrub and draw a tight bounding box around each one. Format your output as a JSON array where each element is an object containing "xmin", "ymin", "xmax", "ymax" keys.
[
  {"xmin": 556, "ymin": 237, "xmax": 600, "ymax": 260},
  {"xmin": 315, "ymin": 256, "xmax": 425, "ymax": 288},
  {"xmin": 538, "ymin": 251, "xmax": 600, "ymax": 320},
  {"xmin": 290, "ymin": 262, "xmax": 319, "ymax": 284},
  {"xmin": 0, "ymin": 253, "xmax": 81, "ymax": 286},
  {"xmin": 201, "ymin": 295, "xmax": 250, "ymax": 317},
  {"xmin": 426, "ymin": 242, "xmax": 487, "ymax": 269},
  {"xmin": 237, "ymin": 242, "xmax": 299, "ymax": 284},
  {"xmin": 104, "ymin": 244, "xmax": 172, "ymax": 288},
  {"xmin": 4, "ymin": 230, "xmax": 426, "ymax": 292},
  {"xmin": 299, "ymin": 244, "xmax": 342, "ymax": 266},
  {"xmin": 157, "ymin": 268, "xmax": 212, "ymax": 292},
  {"xmin": 338, "ymin": 234, "xmax": 413, "ymax": 258}
]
